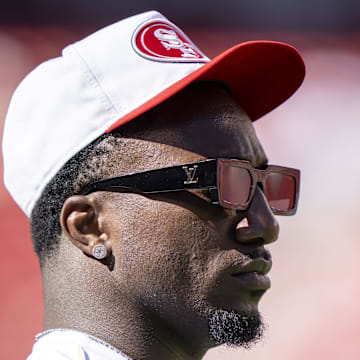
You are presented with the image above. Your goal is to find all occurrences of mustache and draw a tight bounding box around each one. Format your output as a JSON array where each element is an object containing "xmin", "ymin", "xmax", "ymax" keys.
[
  {"xmin": 244, "ymin": 247, "xmax": 271, "ymax": 260},
  {"xmin": 209, "ymin": 247, "xmax": 272, "ymax": 275}
]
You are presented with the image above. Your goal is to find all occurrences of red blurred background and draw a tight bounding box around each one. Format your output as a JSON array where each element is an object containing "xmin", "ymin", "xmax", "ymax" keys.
[{"xmin": 1, "ymin": 2, "xmax": 360, "ymax": 359}]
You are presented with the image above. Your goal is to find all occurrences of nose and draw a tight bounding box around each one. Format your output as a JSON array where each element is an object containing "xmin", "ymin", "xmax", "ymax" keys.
[{"xmin": 234, "ymin": 187, "xmax": 279, "ymax": 246}]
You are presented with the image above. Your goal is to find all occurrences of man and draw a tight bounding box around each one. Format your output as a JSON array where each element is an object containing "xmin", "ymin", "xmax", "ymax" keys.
[{"xmin": 2, "ymin": 11, "xmax": 304, "ymax": 360}]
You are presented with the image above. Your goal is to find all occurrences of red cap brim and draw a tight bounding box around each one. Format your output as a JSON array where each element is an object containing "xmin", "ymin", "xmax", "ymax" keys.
[{"xmin": 107, "ymin": 41, "xmax": 305, "ymax": 132}]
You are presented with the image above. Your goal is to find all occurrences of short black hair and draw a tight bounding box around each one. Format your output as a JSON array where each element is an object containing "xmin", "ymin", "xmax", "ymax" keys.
[{"xmin": 30, "ymin": 117, "xmax": 152, "ymax": 266}]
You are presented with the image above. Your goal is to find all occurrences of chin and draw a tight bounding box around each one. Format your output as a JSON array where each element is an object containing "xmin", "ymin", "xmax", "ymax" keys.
[
  {"xmin": 235, "ymin": 298, "xmax": 263, "ymax": 317},
  {"xmin": 207, "ymin": 307, "xmax": 266, "ymax": 349},
  {"xmin": 200, "ymin": 293, "xmax": 266, "ymax": 349}
]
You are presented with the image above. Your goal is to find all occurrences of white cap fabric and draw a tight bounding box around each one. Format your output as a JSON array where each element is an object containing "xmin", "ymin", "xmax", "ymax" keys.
[{"xmin": 2, "ymin": 10, "xmax": 305, "ymax": 217}]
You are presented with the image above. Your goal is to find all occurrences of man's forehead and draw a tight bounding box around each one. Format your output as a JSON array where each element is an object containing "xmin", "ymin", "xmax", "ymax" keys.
[{"xmin": 119, "ymin": 82, "xmax": 268, "ymax": 169}]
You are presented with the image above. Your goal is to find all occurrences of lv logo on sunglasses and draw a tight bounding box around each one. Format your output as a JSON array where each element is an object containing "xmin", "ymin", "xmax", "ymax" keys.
[{"xmin": 182, "ymin": 165, "xmax": 199, "ymax": 184}]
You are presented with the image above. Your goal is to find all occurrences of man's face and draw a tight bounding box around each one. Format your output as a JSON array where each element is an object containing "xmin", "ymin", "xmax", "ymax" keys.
[{"xmin": 94, "ymin": 82, "xmax": 279, "ymax": 349}]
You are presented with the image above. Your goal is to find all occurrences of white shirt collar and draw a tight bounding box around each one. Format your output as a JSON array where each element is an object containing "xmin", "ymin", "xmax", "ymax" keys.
[{"xmin": 29, "ymin": 328, "xmax": 132, "ymax": 360}]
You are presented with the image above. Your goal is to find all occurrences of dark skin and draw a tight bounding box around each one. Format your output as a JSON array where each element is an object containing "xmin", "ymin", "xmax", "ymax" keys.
[{"xmin": 42, "ymin": 83, "xmax": 279, "ymax": 360}]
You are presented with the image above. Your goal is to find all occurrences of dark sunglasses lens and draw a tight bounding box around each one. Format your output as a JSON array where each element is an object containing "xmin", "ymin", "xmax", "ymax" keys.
[
  {"xmin": 220, "ymin": 165, "xmax": 252, "ymax": 206},
  {"xmin": 265, "ymin": 173, "xmax": 295, "ymax": 211}
]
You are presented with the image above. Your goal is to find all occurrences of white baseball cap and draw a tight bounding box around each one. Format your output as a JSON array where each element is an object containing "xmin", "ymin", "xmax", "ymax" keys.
[{"xmin": 2, "ymin": 10, "xmax": 305, "ymax": 217}]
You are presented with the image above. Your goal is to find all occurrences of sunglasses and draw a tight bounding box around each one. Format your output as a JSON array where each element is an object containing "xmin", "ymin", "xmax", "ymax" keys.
[{"xmin": 79, "ymin": 158, "xmax": 300, "ymax": 215}]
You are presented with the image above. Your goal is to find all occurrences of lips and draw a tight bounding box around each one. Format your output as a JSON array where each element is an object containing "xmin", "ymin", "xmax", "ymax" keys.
[
  {"xmin": 230, "ymin": 258, "xmax": 272, "ymax": 290},
  {"xmin": 232, "ymin": 258, "xmax": 272, "ymax": 275},
  {"xmin": 231, "ymin": 271, "xmax": 271, "ymax": 290}
]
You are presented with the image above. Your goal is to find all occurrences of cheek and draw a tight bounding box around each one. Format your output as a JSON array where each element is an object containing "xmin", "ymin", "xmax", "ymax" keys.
[{"xmin": 104, "ymin": 194, "xmax": 220, "ymax": 300}]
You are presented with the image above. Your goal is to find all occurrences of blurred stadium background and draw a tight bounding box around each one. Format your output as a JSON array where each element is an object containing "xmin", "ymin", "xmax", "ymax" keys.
[{"xmin": 1, "ymin": 1, "xmax": 360, "ymax": 359}]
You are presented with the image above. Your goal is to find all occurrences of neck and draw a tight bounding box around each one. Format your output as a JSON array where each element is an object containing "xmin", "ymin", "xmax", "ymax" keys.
[{"xmin": 42, "ymin": 259, "xmax": 210, "ymax": 360}]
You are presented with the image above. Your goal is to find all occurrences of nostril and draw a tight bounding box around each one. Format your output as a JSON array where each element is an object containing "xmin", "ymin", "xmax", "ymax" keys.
[
  {"xmin": 235, "ymin": 217, "xmax": 249, "ymax": 230},
  {"xmin": 234, "ymin": 214, "xmax": 278, "ymax": 246},
  {"xmin": 234, "ymin": 222, "xmax": 265, "ymax": 246}
]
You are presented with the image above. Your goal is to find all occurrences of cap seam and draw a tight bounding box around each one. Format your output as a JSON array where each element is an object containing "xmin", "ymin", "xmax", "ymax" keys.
[{"xmin": 72, "ymin": 46, "xmax": 120, "ymax": 115}]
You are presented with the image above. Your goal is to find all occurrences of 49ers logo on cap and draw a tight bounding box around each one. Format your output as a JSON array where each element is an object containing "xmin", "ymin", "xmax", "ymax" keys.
[{"xmin": 132, "ymin": 19, "xmax": 208, "ymax": 63}]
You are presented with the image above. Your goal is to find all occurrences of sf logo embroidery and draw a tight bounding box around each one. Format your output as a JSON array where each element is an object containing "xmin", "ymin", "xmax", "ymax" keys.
[
  {"xmin": 154, "ymin": 28, "xmax": 199, "ymax": 59},
  {"xmin": 132, "ymin": 19, "xmax": 208, "ymax": 63},
  {"xmin": 183, "ymin": 165, "xmax": 199, "ymax": 184}
]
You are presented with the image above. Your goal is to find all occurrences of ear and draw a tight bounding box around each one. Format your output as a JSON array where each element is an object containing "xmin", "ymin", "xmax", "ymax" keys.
[{"xmin": 60, "ymin": 195, "xmax": 111, "ymax": 259}]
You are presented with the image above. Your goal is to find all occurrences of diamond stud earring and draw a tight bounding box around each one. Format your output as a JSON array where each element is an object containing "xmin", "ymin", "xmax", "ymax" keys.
[{"xmin": 92, "ymin": 244, "xmax": 107, "ymax": 260}]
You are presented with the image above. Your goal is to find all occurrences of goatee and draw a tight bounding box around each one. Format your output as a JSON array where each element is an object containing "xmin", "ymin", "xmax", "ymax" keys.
[{"xmin": 208, "ymin": 309, "xmax": 265, "ymax": 349}]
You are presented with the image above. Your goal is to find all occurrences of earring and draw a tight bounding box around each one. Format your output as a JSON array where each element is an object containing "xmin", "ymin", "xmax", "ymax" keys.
[
  {"xmin": 92, "ymin": 244, "xmax": 107, "ymax": 260},
  {"xmin": 236, "ymin": 217, "xmax": 249, "ymax": 229}
]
